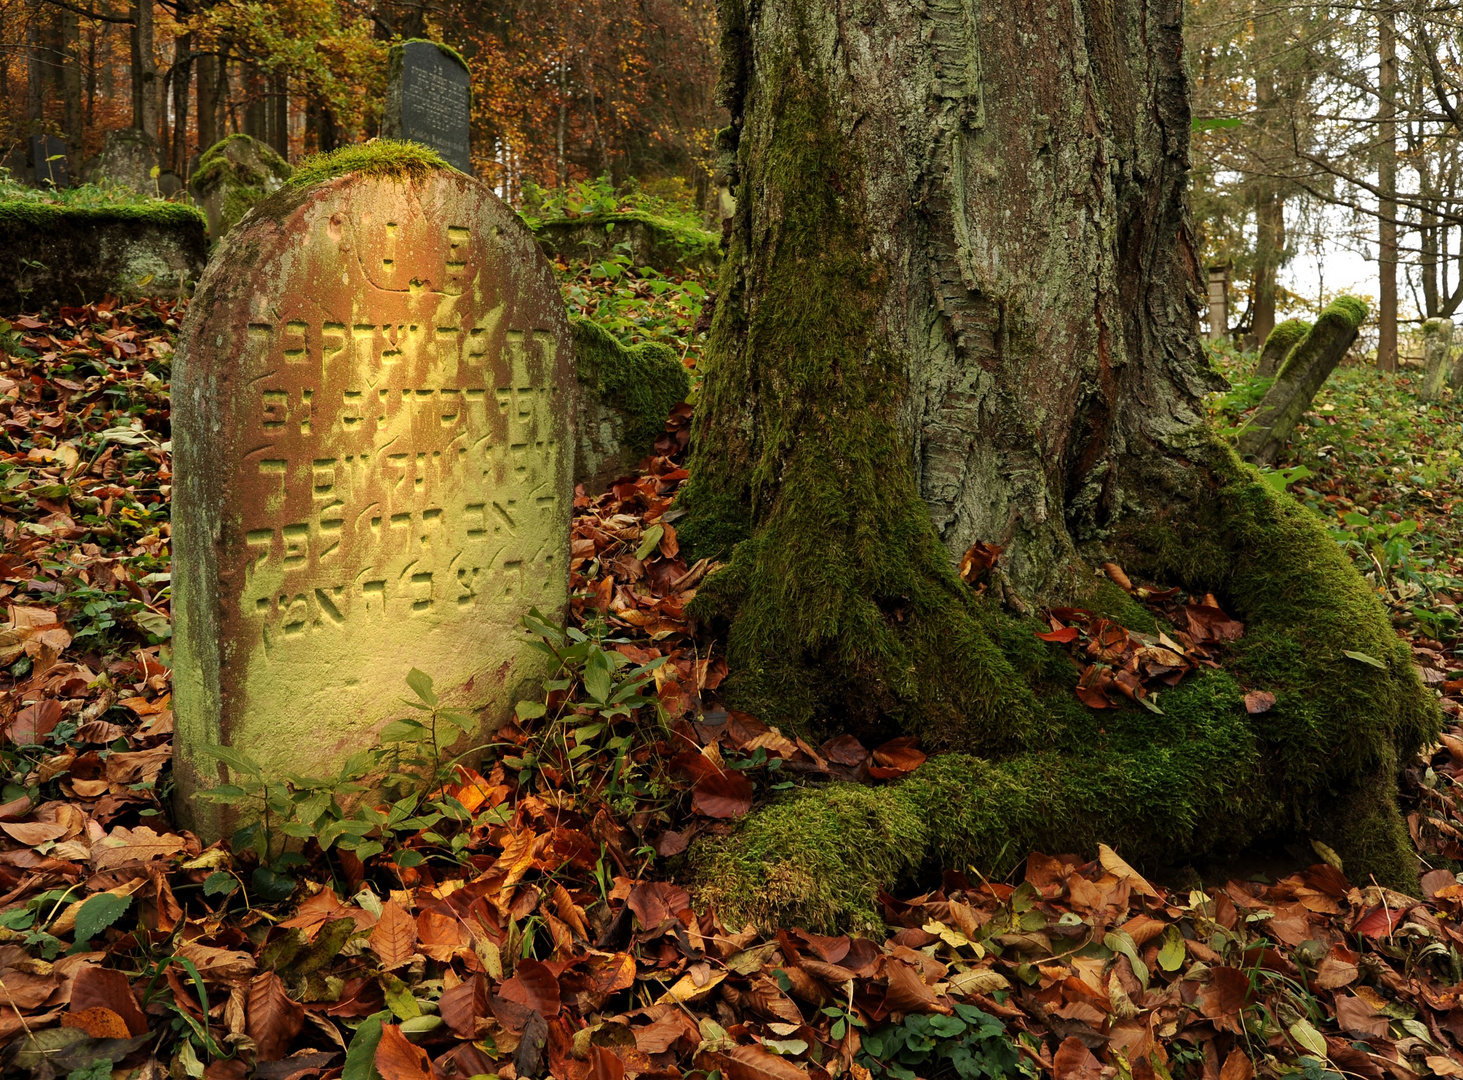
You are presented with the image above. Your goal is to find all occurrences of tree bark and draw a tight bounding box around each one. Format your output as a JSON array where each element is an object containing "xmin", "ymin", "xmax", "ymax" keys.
[
  {"xmin": 27, "ymin": 0, "xmax": 45, "ymax": 131},
  {"xmin": 171, "ymin": 28, "xmax": 193, "ymax": 176},
  {"xmin": 1377, "ymin": 4, "xmax": 1398, "ymax": 372},
  {"xmin": 131, "ymin": 0, "xmax": 159, "ymax": 136},
  {"xmin": 679, "ymin": 0, "xmax": 1437, "ymax": 926},
  {"xmin": 196, "ymin": 52, "xmax": 219, "ymax": 152},
  {"xmin": 61, "ymin": 7, "xmax": 81, "ymax": 172}
]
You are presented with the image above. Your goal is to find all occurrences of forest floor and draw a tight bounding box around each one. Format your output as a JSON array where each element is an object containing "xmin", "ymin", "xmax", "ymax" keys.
[{"xmin": 0, "ymin": 273, "xmax": 1462, "ymax": 1080}]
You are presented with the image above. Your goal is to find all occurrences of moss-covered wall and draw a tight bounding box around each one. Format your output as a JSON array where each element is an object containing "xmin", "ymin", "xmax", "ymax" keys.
[
  {"xmin": 532, "ymin": 212, "xmax": 721, "ymax": 276},
  {"xmin": 0, "ymin": 201, "xmax": 207, "ymax": 311},
  {"xmin": 572, "ymin": 317, "xmax": 690, "ymax": 489}
]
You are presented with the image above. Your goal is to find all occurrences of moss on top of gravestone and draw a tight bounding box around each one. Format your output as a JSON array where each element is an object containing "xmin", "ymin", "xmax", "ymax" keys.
[
  {"xmin": 0, "ymin": 200, "xmax": 205, "ymax": 230},
  {"xmin": 192, "ymin": 134, "xmax": 293, "ymax": 193},
  {"xmin": 396, "ymin": 37, "xmax": 470, "ymax": 73},
  {"xmin": 285, "ymin": 140, "xmax": 453, "ymax": 190}
]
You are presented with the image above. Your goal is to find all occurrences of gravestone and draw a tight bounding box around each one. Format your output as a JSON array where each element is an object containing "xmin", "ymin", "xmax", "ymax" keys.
[
  {"xmin": 189, "ymin": 134, "xmax": 293, "ymax": 237},
  {"xmin": 382, "ymin": 41, "xmax": 472, "ymax": 172},
  {"xmin": 172, "ymin": 163, "xmax": 573, "ymax": 838},
  {"xmin": 29, "ymin": 135, "xmax": 68, "ymax": 189},
  {"xmin": 93, "ymin": 128, "xmax": 159, "ymax": 190}
]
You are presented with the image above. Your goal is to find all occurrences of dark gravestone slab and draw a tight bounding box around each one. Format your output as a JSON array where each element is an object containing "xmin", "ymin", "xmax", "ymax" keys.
[
  {"xmin": 383, "ymin": 41, "xmax": 471, "ymax": 172},
  {"xmin": 30, "ymin": 135, "xmax": 68, "ymax": 189}
]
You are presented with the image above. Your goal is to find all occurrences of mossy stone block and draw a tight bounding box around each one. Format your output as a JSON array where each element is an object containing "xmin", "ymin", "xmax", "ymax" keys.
[
  {"xmin": 571, "ymin": 316, "xmax": 690, "ymax": 489},
  {"xmin": 190, "ymin": 134, "xmax": 294, "ymax": 239},
  {"xmin": 172, "ymin": 165, "xmax": 574, "ymax": 840},
  {"xmin": 0, "ymin": 201, "xmax": 207, "ymax": 311},
  {"xmin": 533, "ymin": 211, "xmax": 721, "ymax": 275}
]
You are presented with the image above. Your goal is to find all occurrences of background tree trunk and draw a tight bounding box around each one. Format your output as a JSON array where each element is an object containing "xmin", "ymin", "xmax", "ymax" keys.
[
  {"xmin": 196, "ymin": 53, "xmax": 219, "ymax": 152},
  {"xmin": 61, "ymin": 8, "xmax": 81, "ymax": 172},
  {"xmin": 680, "ymin": 0, "xmax": 1438, "ymax": 924},
  {"xmin": 1377, "ymin": 4, "xmax": 1398, "ymax": 372},
  {"xmin": 131, "ymin": 0, "xmax": 159, "ymax": 136}
]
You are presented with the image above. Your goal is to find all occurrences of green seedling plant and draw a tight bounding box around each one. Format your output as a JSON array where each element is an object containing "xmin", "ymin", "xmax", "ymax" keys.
[
  {"xmin": 197, "ymin": 669, "xmax": 494, "ymax": 901},
  {"xmin": 856, "ymin": 1002, "xmax": 1034, "ymax": 1080},
  {"xmin": 513, "ymin": 608, "xmax": 670, "ymax": 817}
]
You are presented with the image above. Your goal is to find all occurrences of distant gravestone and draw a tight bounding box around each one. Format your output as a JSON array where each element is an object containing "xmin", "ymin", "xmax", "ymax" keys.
[
  {"xmin": 382, "ymin": 41, "xmax": 472, "ymax": 172},
  {"xmin": 94, "ymin": 128, "xmax": 159, "ymax": 190},
  {"xmin": 30, "ymin": 135, "xmax": 67, "ymax": 189},
  {"xmin": 172, "ymin": 164, "xmax": 573, "ymax": 838}
]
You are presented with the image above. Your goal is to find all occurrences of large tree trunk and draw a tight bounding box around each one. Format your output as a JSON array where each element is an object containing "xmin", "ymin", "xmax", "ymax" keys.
[{"xmin": 680, "ymin": 0, "xmax": 1437, "ymax": 930}]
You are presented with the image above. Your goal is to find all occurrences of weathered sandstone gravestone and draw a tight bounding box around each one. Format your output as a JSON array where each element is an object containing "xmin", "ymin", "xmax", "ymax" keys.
[
  {"xmin": 382, "ymin": 41, "xmax": 472, "ymax": 172},
  {"xmin": 171, "ymin": 163, "xmax": 573, "ymax": 838}
]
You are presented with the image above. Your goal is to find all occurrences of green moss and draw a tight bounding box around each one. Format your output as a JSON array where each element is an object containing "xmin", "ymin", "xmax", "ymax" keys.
[
  {"xmin": 1264, "ymin": 319, "xmax": 1311, "ymax": 357},
  {"xmin": 395, "ymin": 37, "xmax": 470, "ymax": 72},
  {"xmin": 1082, "ymin": 579, "xmax": 1159, "ymax": 634},
  {"xmin": 192, "ymin": 134, "xmax": 292, "ymax": 193},
  {"xmin": 0, "ymin": 200, "xmax": 205, "ymax": 229},
  {"xmin": 532, "ymin": 210, "xmax": 720, "ymax": 267},
  {"xmin": 695, "ymin": 669, "xmax": 1263, "ymax": 933},
  {"xmin": 285, "ymin": 140, "xmax": 452, "ymax": 189},
  {"xmin": 677, "ymin": 36, "xmax": 1042, "ymax": 748},
  {"xmin": 572, "ymin": 316, "xmax": 690, "ymax": 452},
  {"xmin": 1276, "ymin": 296, "xmax": 1367, "ymax": 380}
]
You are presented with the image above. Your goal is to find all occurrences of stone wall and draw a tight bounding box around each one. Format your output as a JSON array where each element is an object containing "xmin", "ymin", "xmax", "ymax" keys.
[{"xmin": 0, "ymin": 202, "xmax": 207, "ymax": 312}]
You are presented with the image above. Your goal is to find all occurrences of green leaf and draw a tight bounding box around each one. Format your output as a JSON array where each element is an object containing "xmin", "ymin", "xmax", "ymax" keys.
[
  {"xmin": 1343, "ymin": 649, "xmax": 1387, "ymax": 669},
  {"xmin": 636, "ymin": 524, "xmax": 664, "ymax": 561},
  {"xmin": 343, "ymin": 1011, "xmax": 389, "ymax": 1080},
  {"xmin": 203, "ymin": 871, "xmax": 239, "ymax": 898},
  {"xmin": 73, "ymin": 892, "xmax": 132, "ymax": 943},
  {"xmin": 516, "ymin": 700, "xmax": 547, "ymax": 721},
  {"xmin": 1157, "ymin": 926, "xmax": 1185, "ymax": 972},
  {"xmin": 1103, "ymin": 929, "xmax": 1148, "ymax": 989},
  {"xmin": 203, "ymin": 743, "xmax": 262, "ymax": 777},
  {"xmin": 406, "ymin": 668, "xmax": 438, "ymax": 706},
  {"xmin": 1289, "ymin": 1019, "xmax": 1328, "ymax": 1057}
]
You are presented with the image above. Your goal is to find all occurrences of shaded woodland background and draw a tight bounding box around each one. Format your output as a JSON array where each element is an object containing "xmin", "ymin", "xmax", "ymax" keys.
[{"xmin": 0, "ymin": 0, "xmax": 719, "ymax": 205}]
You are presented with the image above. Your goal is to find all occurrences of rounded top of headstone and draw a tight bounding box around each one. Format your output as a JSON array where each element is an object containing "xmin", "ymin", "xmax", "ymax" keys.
[
  {"xmin": 284, "ymin": 140, "xmax": 453, "ymax": 193},
  {"xmin": 391, "ymin": 38, "xmax": 470, "ymax": 74}
]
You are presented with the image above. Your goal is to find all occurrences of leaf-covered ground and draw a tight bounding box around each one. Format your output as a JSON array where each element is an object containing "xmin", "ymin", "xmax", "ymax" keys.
[{"xmin": 0, "ymin": 302, "xmax": 1462, "ymax": 1080}]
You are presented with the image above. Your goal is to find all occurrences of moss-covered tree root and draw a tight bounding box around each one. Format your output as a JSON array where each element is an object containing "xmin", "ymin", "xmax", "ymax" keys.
[{"xmin": 688, "ymin": 443, "xmax": 1438, "ymax": 931}]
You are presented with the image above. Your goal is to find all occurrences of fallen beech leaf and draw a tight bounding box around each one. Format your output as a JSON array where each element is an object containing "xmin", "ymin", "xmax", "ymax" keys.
[
  {"xmin": 882, "ymin": 959, "xmax": 938, "ymax": 1013},
  {"xmin": 499, "ymin": 957, "xmax": 561, "ymax": 1017},
  {"xmin": 0, "ymin": 820, "xmax": 67, "ymax": 846},
  {"xmin": 246, "ymin": 971, "xmax": 304, "ymax": 1061},
  {"xmin": 92, "ymin": 825, "xmax": 186, "ymax": 870},
  {"xmin": 61, "ymin": 1006, "xmax": 130, "ymax": 1040},
  {"xmin": 1355, "ymin": 903, "xmax": 1407, "ymax": 939},
  {"xmin": 721, "ymin": 1041, "xmax": 811, "ymax": 1080},
  {"xmin": 1096, "ymin": 843, "xmax": 1158, "ymax": 898},
  {"xmin": 1316, "ymin": 956, "xmax": 1358, "ymax": 989},
  {"xmin": 1102, "ymin": 563, "xmax": 1134, "ymax": 591},
  {"xmin": 691, "ymin": 766, "xmax": 753, "ymax": 818},
  {"xmin": 819, "ymin": 735, "xmax": 868, "ymax": 766},
  {"xmin": 1198, "ymin": 967, "xmax": 1252, "ymax": 1017},
  {"xmin": 1243, "ymin": 690, "xmax": 1275, "ymax": 715},
  {"xmin": 1036, "ymin": 626, "xmax": 1081, "ymax": 643},
  {"xmin": 1335, "ymin": 994, "xmax": 1389, "ymax": 1038},
  {"xmin": 68, "ymin": 964, "xmax": 148, "ymax": 1036},
  {"xmin": 9, "ymin": 699, "xmax": 64, "ymax": 744},
  {"xmin": 375, "ymin": 1022, "xmax": 432, "ymax": 1080},
  {"xmin": 371, "ymin": 901, "xmax": 418, "ymax": 968},
  {"xmin": 628, "ymin": 881, "xmax": 692, "ymax": 928},
  {"xmin": 1220, "ymin": 1050, "xmax": 1254, "ymax": 1080},
  {"xmin": 870, "ymin": 737, "xmax": 926, "ymax": 779},
  {"xmin": 1053, "ymin": 1036, "xmax": 1104, "ymax": 1080}
]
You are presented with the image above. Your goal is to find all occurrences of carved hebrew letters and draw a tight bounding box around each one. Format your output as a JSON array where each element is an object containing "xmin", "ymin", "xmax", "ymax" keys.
[{"xmin": 172, "ymin": 172, "xmax": 573, "ymax": 836}]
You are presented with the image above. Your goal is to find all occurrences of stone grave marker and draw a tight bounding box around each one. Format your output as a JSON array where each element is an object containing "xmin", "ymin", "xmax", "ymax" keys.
[
  {"xmin": 30, "ymin": 135, "xmax": 67, "ymax": 189},
  {"xmin": 172, "ymin": 162, "xmax": 573, "ymax": 838},
  {"xmin": 382, "ymin": 41, "xmax": 472, "ymax": 172}
]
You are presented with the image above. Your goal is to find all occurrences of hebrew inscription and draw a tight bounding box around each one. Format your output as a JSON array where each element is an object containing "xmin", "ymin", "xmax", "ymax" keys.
[{"xmin": 172, "ymin": 169, "xmax": 572, "ymax": 836}]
